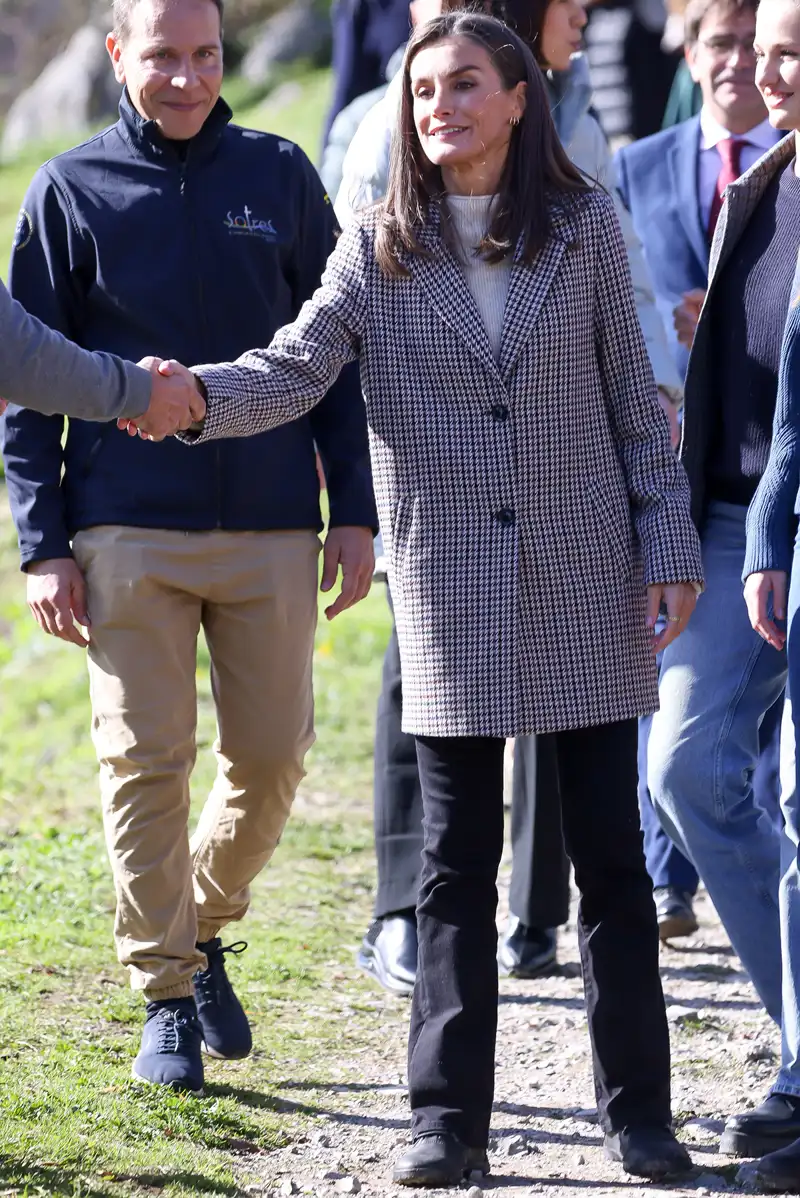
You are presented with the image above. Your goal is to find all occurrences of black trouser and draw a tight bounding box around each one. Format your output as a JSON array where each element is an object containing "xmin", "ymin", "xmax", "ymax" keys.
[
  {"xmin": 410, "ymin": 723, "xmax": 671, "ymax": 1149},
  {"xmin": 373, "ymin": 596, "xmax": 568, "ymax": 922},
  {"xmin": 373, "ymin": 605, "xmax": 425, "ymax": 918},
  {"xmin": 508, "ymin": 733, "xmax": 571, "ymax": 927}
]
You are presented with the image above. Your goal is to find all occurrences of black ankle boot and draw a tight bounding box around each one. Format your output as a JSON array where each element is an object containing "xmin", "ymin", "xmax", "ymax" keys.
[
  {"xmin": 392, "ymin": 1134, "xmax": 490, "ymax": 1187},
  {"xmin": 722, "ymin": 1095, "xmax": 800, "ymax": 1159},
  {"xmin": 749, "ymin": 1136, "xmax": 800, "ymax": 1191},
  {"xmin": 604, "ymin": 1126, "xmax": 693, "ymax": 1180}
]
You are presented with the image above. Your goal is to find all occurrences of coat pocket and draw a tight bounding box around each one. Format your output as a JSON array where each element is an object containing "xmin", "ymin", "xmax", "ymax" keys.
[
  {"xmin": 390, "ymin": 494, "xmax": 418, "ymax": 582},
  {"xmin": 583, "ymin": 477, "xmax": 635, "ymax": 579}
]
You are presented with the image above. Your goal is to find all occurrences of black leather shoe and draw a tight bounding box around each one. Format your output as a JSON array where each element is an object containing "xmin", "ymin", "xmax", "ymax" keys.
[
  {"xmin": 356, "ymin": 913, "xmax": 417, "ymax": 996},
  {"xmin": 748, "ymin": 1136, "xmax": 800, "ymax": 1191},
  {"xmin": 722, "ymin": 1094, "xmax": 800, "ymax": 1158},
  {"xmin": 393, "ymin": 1134, "xmax": 490, "ymax": 1187},
  {"xmin": 654, "ymin": 887, "xmax": 699, "ymax": 940},
  {"xmin": 498, "ymin": 917, "xmax": 557, "ymax": 978},
  {"xmin": 604, "ymin": 1126, "xmax": 693, "ymax": 1180}
]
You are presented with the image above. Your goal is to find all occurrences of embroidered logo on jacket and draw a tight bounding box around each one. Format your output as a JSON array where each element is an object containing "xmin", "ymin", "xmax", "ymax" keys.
[
  {"xmin": 14, "ymin": 208, "xmax": 33, "ymax": 250},
  {"xmin": 224, "ymin": 206, "xmax": 278, "ymax": 241}
]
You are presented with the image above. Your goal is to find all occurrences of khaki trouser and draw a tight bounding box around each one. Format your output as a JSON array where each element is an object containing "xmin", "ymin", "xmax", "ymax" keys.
[{"xmin": 73, "ymin": 526, "xmax": 320, "ymax": 1000}]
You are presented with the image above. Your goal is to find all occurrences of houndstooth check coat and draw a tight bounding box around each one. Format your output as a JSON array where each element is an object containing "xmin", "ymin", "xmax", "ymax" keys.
[{"xmin": 190, "ymin": 188, "xmax": 704, "ymax": 738}]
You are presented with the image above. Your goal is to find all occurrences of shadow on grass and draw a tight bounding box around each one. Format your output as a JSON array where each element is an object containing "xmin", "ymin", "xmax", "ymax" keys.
[
  {"xmin": 664, "ymin": 943, "xmax": 736, "ymax": 957},
  {"xmin": 210, "ymin": 1084, "xmax": 411, "ymax": 1131},
  {"xmin": 492, "ymin": 1101, "xmax": 596, "ymax": 1121},
  {"xmin": 661, "ymin": 992, "xmax": 761, "ymax": 1011},
  {"xmin": 277, "ymin": 1079, "xmax": 408, "ymax": 1095},
  {"xmin": 499, "ymin": 993, "xmax": 586, "ymax": 1009},
  {"xmin": 485, "ymin": 1177, "xmax": 694, "ymax": 1190},
  {"xmin": 213, "ymin": 1086, "xmax": 607, "ymax": 1149},
  {"xmin": 658, "ymin": 963, "xmax": 745, "ymax": 983},
  {"xmin": 0, "ymin": 1156, "xmax": 239, "ymax": 1195}
]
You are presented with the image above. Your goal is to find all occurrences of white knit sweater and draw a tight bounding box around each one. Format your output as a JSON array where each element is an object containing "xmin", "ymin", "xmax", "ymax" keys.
[{"xmin": 446, "ymin": 194, "xmax": 513, "ymax": 362}]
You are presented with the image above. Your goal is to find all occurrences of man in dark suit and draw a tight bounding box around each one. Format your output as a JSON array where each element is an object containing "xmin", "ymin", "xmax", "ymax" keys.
[{"xmin": 615, "ymin": 0, "xmax": 783, "ymax": 941}]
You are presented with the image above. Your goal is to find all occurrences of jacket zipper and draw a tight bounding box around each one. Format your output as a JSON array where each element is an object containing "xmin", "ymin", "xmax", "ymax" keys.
[{"xmin": 180, "ymin": 152, "xmax": 222, "ymax": 528}]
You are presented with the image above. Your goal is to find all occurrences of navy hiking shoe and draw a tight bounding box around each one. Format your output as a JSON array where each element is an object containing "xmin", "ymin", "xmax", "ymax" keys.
[
  {"xmin": 193, "ymin": 938, "xmax": 252, "ymax": 1060},
  {"xmin": 132, "ymin": 998, "xmax": 204, "ymax": 1094}
]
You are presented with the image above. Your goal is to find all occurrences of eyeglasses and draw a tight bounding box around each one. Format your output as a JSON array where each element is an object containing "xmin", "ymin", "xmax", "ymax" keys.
[{"xmin": 697, "ymin": 34, "xmax": 757, "ymax": 56}]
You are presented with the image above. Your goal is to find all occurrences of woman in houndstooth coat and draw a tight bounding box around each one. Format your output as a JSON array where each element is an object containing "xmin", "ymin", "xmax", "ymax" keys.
[{"xmin": 164, "ymin": 11, "xmax": 705, "ymax": 1187}]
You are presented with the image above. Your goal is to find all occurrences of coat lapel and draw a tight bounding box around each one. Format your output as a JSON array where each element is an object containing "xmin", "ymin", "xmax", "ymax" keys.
[
  {"xmin": 498, "ymin": 201, "xmax": 576, "ymax": 377},
  {"xmin": 708, "ymin": 134, "xmax": 796, "ymax": 288},
  {"xmin": 407, "ymin": 198, "xmax": 573, "ymax": 379},
  {"xmin": 407, "ymin": 207, "xmax": 501, "ymax": 379},
  {"xmin": 668, "ymin": 117, "xmax": 708, "ymax": 275},
  {"xmin": 499, "ymin": 235, "xmax": 567, "ymax": 377}
]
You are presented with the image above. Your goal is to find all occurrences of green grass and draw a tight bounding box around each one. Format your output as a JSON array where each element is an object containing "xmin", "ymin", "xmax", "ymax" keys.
[
  {"xmin": 235, "ymin": 66, "xmax": 332, "ymax": 150},
  {"xmin": 0, "ymin": 503, "xmax": 393, "ymax": 1196}
]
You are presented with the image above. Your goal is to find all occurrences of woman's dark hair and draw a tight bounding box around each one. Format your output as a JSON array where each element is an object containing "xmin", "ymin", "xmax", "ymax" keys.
[
  {"xmin": 375, "ymin": 11, "xmax": 589, "ymax": 278},
  {"xmin": 494, "ymin": 0, "xmax": 550, "ymax": 65},
  {"xmin": 439, "ymin": 0, "xmax": 549, "ymax": 65}
]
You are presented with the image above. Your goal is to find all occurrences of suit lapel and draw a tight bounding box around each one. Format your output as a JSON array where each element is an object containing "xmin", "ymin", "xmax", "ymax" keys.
[{"xmin": 668, "ymin": 117, "xmax": 708, "ymax": 274}]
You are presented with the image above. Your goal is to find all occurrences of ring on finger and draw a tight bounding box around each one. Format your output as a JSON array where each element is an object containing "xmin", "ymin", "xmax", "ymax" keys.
[{"xmin": 666, "ymin": 615, "xmax": 682, "ymax": 623}]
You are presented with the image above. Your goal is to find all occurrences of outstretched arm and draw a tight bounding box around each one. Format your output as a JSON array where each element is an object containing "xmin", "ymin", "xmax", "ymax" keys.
[
  {"xmin": 0, "ymin": 276, "xmax": 152, "ymax": 420},
  {"xmin": 126, "ymin": 222, "xmax": 371, "ymax": 445}
]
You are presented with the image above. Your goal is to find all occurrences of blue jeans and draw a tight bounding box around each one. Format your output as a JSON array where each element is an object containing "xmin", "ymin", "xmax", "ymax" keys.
[
  {"xmin": 639, "ymin": 682, "xmax": 784, "ymax": 893},
  {"xmin": 638, "ymin": 712, "xmax": 699, "ymax": 893},
  {"xmin": 779, "ymin": 540, "xmax": 800, "ymax": 1095},
  {"xmin": 648, "ymin": 502, "xmax": 797, "ymax": 1089}
]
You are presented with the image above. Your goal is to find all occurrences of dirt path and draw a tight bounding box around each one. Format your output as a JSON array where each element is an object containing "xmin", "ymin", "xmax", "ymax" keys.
[{"xmin": 241, "ymin": 852, "xmax": 779, "ymax": 1198}]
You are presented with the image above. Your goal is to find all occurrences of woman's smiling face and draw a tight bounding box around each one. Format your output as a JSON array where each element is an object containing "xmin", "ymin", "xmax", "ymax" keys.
[
  {"xmin": 754, "ymin": 0, "xmax": 800, "ymax": 131},
  {"xmin": 410, "ymin": 34, "xmax": 526, "ymax": 184}
]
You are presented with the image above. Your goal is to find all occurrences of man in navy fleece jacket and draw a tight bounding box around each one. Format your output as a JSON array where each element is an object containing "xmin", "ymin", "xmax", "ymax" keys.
[{"xmin": 1, "ymin": 0, "xmax": 376, "ymax": 1095}]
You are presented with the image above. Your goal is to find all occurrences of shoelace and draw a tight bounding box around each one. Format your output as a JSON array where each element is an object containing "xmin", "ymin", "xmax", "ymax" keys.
[
  {"xmin": 154, "ymin": 1008, "xmax": 200, "ymax": 1054},
  {"xmin": 194, "ymin": 940, "xmax": 248, "ymax": 1005}
]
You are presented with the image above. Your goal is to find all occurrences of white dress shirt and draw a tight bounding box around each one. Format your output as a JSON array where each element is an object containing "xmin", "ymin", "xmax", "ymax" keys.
[{"xmin": 698, "ymin": 108, "xmax": 779, "ymax": 230}]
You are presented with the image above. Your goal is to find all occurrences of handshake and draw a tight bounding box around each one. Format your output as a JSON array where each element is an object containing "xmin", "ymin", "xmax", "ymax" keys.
[{"xmin": 119, "ymin": 356, "xmax": 206, "ymax": 440}]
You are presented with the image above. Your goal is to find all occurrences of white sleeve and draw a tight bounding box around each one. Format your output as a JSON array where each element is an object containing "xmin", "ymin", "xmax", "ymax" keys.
[{"xmin": 334, "ymin": 97, "xmax": 394, "ymax": 226}]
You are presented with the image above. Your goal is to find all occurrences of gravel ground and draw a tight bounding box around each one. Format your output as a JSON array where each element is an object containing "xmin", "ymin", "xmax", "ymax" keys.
[{"xmin": 244, "ymin": 875, "xmax": 780, "ymax": 1198}]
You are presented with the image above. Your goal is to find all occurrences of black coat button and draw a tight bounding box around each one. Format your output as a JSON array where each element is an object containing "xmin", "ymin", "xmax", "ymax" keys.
[
  {"xmin": 491, "ymin": 403, "xmax": 510, "ymax": 422},
  {"xmin": 496, "ymin": 508, "xmax": 516, "ymax": 525}
]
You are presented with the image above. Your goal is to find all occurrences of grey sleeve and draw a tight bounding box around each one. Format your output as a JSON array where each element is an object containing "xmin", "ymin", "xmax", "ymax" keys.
[{"xmin": 0, "ymin": 278, "xmax": 151, "ymax": 421}]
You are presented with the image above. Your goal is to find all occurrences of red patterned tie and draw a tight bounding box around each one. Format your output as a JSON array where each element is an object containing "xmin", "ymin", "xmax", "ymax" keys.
[{"xmin": 708, "ymin": 137, "xmax": 746, "ymax": 242}]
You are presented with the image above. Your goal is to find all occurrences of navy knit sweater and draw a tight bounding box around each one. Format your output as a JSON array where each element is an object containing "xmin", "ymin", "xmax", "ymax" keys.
[{"xmin": 707, "ymin": 161, "xmax": 800, "ymax": 507}]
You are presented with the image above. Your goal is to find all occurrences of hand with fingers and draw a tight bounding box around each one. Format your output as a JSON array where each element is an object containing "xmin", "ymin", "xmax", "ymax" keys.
[
  {"xmin": 744, "ymin": 570, "xmax": 787, "ymax": 651},
  {"xmin": 657, "ymin": 387, "xmax": 681, "ymax": 450},
  {"xmin": 321, "ymin": 526, "xmax": 375, "ymax": 620},
  {"xmin": 27, "ymin": 557, "xmax": 90, "ymax": 648},
  {"xmin": 673, "ymin": 289, "xmax": 706, "ymax": 351},
  {"xmin": 646, "ymin": 581, "xmax": 699, "ymax": 654},
  {"xmin": 117, "ymin": 357, "xmax": 205, "ymax": 441}
]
